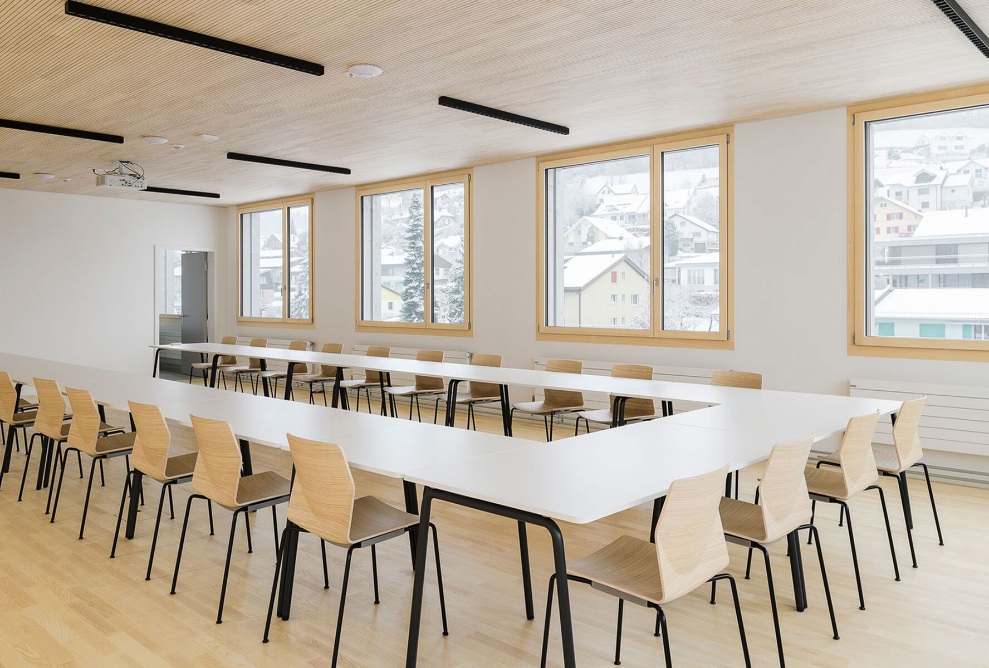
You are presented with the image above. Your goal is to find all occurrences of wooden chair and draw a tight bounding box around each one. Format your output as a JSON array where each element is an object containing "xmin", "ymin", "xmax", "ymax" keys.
[
  {"xmin": 383, "ymin": 350, "xmax": 445, "ymax": 421},
  {"xmin": 512, "ymin": 359, "xmax": 586, "ymax": 441},
  {"xmin": 225, "ymin": 338, "xmax": 268, "ymax": 394},
  {"xmin": 339, "ymin": 346, "xmax": 390, "ymax": 414},
  {"xmin": 49, "ymin": 388, "xmax": 136, "ymax": 539},
  {"xmin": 573, "ymin": 363, "xmax": 666, "ymax": 434},
  {"xmin": 804, "ymin": 411, "xmax": 899, "ymax": 611},
  {"xmin": 293, "ymin": 343, "xmax": 344, "ymax": 406},
  {"xmin": 711, "ymin": 370, "xmax": 763, "ymax": 389},
  {"xmin": 259, "ymin": 340, "xmax": 310, "ymax": 399},
  {"xmin": 110, "ymin": 401, "xmax": 211, "ymax": 581},
  {"xmin": 188, "ymin": 335, "xmax": 239, "ymax": 387},
  {"xmin": 818, "ymin": 397, "xmax": 942, "ymax": 570},
  {"xmin": 539, "ymin": 465, "xmax": 749, "ymax": 667},
  {"xmin": 263, "ymin": 434, "xmax": 448, "ymax": 666},
  {"xmin": 0, "ymin": 371, "xmax": 37, "ymax": 490},
  {"xmin": 170, "ymin": 415, "xmax": 291, "ymax": 624},
  {"xmin": 720, "ymin": 438, "xmax": 838, "ymax": 666},
  {"xmin": 435, "ymin": 353, "xmax": 503, "ymax": 429}
]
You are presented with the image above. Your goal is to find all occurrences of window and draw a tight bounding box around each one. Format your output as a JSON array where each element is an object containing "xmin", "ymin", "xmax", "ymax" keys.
[
  {"xmin": 610, "ymin": 294, "xmax": 617, "ymax": 303},
  {"xmin": 538, "ymin": 128, "xmax": 732, "ymax": 346},
  {"xmin": 238, "ymin": 195, "xmax": 313, "ymax": 324},
  {"xmin": 964, "ymin": 324, "xmax": 989, "ymax": 339},
  {"xmin": 357, "ymin": 171, "xmax": 471, "ymax": 333},
  {"xmin": 850, "ymin": 88, "xmax": 989, "ymax": 359}
]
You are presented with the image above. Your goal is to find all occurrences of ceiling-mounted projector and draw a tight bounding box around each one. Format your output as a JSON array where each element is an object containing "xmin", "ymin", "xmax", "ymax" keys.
[{"xmin": 94, "ymin": 160, "xmax": 147, "ymax": 189}]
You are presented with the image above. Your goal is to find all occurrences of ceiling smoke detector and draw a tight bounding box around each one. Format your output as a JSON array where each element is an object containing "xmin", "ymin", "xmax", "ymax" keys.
[
  {"xmin": 34, "ymin": 172, "xmax": 55, "ymax": 180},
  {"xmin": 347, "ymin": 63, "xmax": 383, "ymax": 78},
  {"xmin": 143, "ymin": 135, "xmax": 169, "ymax": 145}
]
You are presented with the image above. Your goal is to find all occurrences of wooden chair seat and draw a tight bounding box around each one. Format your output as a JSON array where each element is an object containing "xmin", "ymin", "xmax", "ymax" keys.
[
  {"xmin": 17, "ymin": 397, "xmax": 38, "ymax": 409},
  {"xmin": 160, "ymin": 452, "xmax": 199, "ymax": 482},
  {"xmin": 336, "ymin": 495, "xmax": 418, "ymax": 547},
  {"xmin": 293, "ymin": 372, "xmax": 335, "ymax": 384},
  {"xmin": 719, "ymin": 497, "xmax": 772, "ymax": 543},
  {"xmin": 512, "ymin": 399, "xmax": 585, "ymax": 416},
  {"xmin": 91, "ymin": 431, "xmax": 136, "ymax": 457},
  {"xmin": 6, "ymin": 408, "xmax": 38, "ymax": 426},
  {"xmin": 567, "ymin": 534, "xmax": 669, "ymax": 604},
  {"xmin": 233, "ymin": 470, "xmax": 292, "ymax": 510},
  {"xmin": 804, "ymin": 465, "xmax": 860, "ymax": 500},
  {"xmin": 870, "ymin": 443, "xmax": 919, "ymax": 474},
  {"xmin": 575, "ymin": 407, "xmax": 661, "ymax": 426},
  {"xmin": 383, "ymin": 385, "xmax": 444, "ymax": 398},
  {"xmin": 191, "ymin": 360, "xmax": 238, "ymax": 372}
]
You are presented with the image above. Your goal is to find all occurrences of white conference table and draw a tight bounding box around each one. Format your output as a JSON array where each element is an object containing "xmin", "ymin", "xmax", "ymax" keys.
[
  {"xmin": 153, "ymin": 342, "xmax": 767, "ymax": 435},
  {"xmin": 3, "ymin": 349, "xmax": 904, "ymax": 667}
]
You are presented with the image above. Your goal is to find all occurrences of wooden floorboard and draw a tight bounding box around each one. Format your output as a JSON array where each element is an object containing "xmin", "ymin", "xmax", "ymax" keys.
[{"xmin": 0, "ymin": 377, "xmax": 986, "ymax": 666}]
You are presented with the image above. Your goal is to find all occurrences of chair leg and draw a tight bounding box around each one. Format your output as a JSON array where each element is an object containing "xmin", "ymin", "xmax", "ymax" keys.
[
  {"xmin": 331, "ymin": 547, "xmax": 356, "ymax": 667},
  {"xmin": 50, "ymin": 447, "xmax": 75, "ymax": 523},
  {"xmin": 723, "ymin": 574, "xmax": 752, "ymax": 668},
  {"xmin": 869, "ymin": 485, "xmax": 901, "ymax": 581},
  {"xmin": 207, "ymin": 499, "xmax": 215, "ymax": 535},
  {"xmin": 167, "ymin": 483, "xmax": 175, "ymax": 519},
  {"xmin": 755, "ymin": 543, "xmax": 784, "ymax": 667},
  {"xmin": 170, "ymin": 495, "xmax": 200, "ymax": 594},
  {"xmin": 539, "ymin": 574, "xmax": 556, "ymax": 668},
  {"xmin": 145, "ymin": 483, "xmax": 171, "ymax": 581},
  {"xmin": 804, "ymin": 525, "xmax": 840, "ymax": 640},
  {"xmin": 807, "ymin": 500, "xmax": 817, "ymax": 545},
  {"xmin": 917, "ymin": 463, "xmax": 945, "ymax": 546},
  {"xmin": 110, "ymin": 469, "xmax": 132, "ymax": 558},
  {"xmin": 321, "ymin": 539, "xmax": 330, "ymax": 589},
  {"xmin": 614, "ymin": 598, "xmax": 624, "ymax": 666},
  {"xmin": 655, "ymin": 605, "xmax": 672, "ymax": 667},
  {"xmin": 77, "ymin": 450, "xmax": 84, "ymax": 479},
  {"xmin": 271, "ymin": 505, "xmax": 280, "ymax": 554},
  {"xmin": 78, "ymin": 457, "xmax": 102, "ymax": 539},
  {"xmin": 574, "ymin": 417, "xmax": 582, "ymax": 437},
  {"xmin": 893, "ymin": 473, "xmax": 918, "ymax": 568},
  {"xmin": 216, "ymin": 509, "xmax": 243, "ymax": 623},
  {"xmin": 543, "ymin": 416, "xmax": 551, "ymax": 442},
  {"xmin": 263, "ymin": 525, "xmax": 291, "ymax": 643},
  {"xmin": 45, "ymin": 442, "xmax": 63, "ymax": 515},
  {"xmin": 244, "ymin": 510, "xmax": 254, "ymax": 554},
  {"xmin": 838, "ymin": 500, "xmax": 866, "ymax": 610},
  {"xmin": 433, "ymin": 397, "xmax": 441, "ymax": 424},
  {"xmin": 370, "ymin": 544, "xmax": 380, "ymax": 604},
  {"xmin": 16, "ymin": 433, "xmax": 37, "ymax": 502}
]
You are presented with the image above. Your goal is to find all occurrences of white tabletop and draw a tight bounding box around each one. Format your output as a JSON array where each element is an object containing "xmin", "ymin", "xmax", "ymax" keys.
[
  {"xmin": 157, "ymin": 342, "xmax": 762, "ymax": 404},
  {"xmin": 0, "ymin": 351, "xmax": 130, "ymax": 386}
]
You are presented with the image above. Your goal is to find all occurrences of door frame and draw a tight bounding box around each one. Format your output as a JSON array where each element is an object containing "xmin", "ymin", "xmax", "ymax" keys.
[{"xmin": 153, "ymin": 245, "xmax": 218, "ymax": 350}]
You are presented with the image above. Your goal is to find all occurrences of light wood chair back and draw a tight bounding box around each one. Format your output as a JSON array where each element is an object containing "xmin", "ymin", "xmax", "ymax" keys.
[
  {"xmin": 654, "ymin": 465, "xmax": 730, "ymax": 602},
  {"xmin": 0, "ymin": 371, "xmax": 22, "ymax": 422},
  {"xmin": 65, "ymin": 388, "xmax": 103, "ymax": 456},
  {"xmin": 218, "ymin": 335, "xmax": 238, "ymax": 365},
  {"xmin": 246, "ymin": 338, "xmax": 268, "ymax": 370},
  {"xmin": 468, "ymin": 353, "xmax": 502, "ymax": 399},
  {"xmin": 610, "ymin": 363, "xmax": 655, "ymax": 419},
  {"xmin": 190, "ymin": 415, "xmax": 243, "ymax": 508},
  {"xmin": 318, "ymin": 342, "xmax": 344, "ymax": 377},
  {"xmin": 891, "ymin": 397, "xmax": 926, "ymax": 470},
  {"xmin": 286, "ymin": 433, "xmax": 356, "ymax": 545},
  {"xmin": 286, "ymin": 339, "xmax": 309, "ymax": 374},
  {"xmin": 414, "ymin": 350, "xmax": 445, "ymax": 391},
  {"xmin": 835, "ymin": 411, "xmax": 881, "ymax": 497},
  {"xmin": 758, "ymin": 437, "xmax": 814, "ymax": 542},
  {"xmin": 128, "ymin": 401, "xmax": 172, "ymax": 479},
  {"xmin": 543, "ymin": 359, "xmax": 583, "ymax": 409},
  {"xmin": 711, "ymin": 370, "xmax": 763, "ymax": 389},
  {"xmin": 33, "ymin": 377, "xmax": 67, "ymax": 440},
  {"xmin": 362, "ymin": 346, "xmax": 390, "ymax": 384}
]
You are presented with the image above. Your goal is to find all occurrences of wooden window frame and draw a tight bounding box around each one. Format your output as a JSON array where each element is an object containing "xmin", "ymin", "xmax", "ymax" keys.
[
  {"xmin": 237, "ymin": 194, "xmax": 315, "ymax": 327},
  {"xmin": 536, "ymin": 126, "xmax": 734, "ymax": 349},
  {"xmin": 354, "ymin": 169, "xmax": 473, "ymax": 336},
  {"xmin": 848, "ymin": 85, "xmax": 989, "ymax": 361}
]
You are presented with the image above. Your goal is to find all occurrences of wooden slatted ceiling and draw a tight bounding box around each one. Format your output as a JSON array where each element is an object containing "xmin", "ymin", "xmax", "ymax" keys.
[{"xmin": 2, "ymin": 0, "xmax": 989, "ymax": 205}]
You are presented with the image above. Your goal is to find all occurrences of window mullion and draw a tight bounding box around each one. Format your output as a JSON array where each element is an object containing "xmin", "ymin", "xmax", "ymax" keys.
[
  {"xmin": 282, "ymin": 206, "xmax": 290, "ymax": 320},
  {"xmin": 423, "ymin": 184, "xmax": 433, "ymax": 327}
]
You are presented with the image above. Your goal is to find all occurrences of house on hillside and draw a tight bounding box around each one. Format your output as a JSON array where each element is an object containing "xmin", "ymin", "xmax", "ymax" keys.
[
  {"xmin": 666, "ymin": 213, "xmax": 719, "ymax": 253},
  {"xmin": 873, "ymin": 286, "xmax": 989, "ymax": 339},
  {"xmin": 872, "ymin": 196, "xmax": 922, "ymax": 239},
  {"xmin": 562, "ymin": 253, "xmax": 648, "ymax": 328},
  {"xmin": 563, "ymin": 215, "xmax": 634, "ymax": 253}
]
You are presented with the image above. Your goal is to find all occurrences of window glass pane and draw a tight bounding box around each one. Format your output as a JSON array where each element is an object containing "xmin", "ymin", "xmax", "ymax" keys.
[
  {"xmin": 432, "ymin": 182, "xmax": 466, "ymax": 324},
  {"xmin": 361, "ymin": 188, "xmax": 425, "ymax": 323},
  {"xmin": 287, "ymin": 204, "xmax": 310, "ymax": 320},
  {"xmin": 867, "ymin": 105, "xmax": 989, "ymax": 340},
  {"xmin": 240, "ymin": 208, "xmax": 283, "ymax": 318},
  {"xmin": 662, "ymin": 144, "xmax": 720, "ymax": 332},
  {"xmin": 545, "ymin": 155, "xmax": 651, "ymax": 328}
]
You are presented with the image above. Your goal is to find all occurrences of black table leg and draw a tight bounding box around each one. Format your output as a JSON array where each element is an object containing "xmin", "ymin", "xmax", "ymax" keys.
[
  {"xmin": 239, "ymin": 439, "xmax": 253, "ymax": 476},
  {"xmin": 499, "ymin": 384, "xmax": 513, "ymax": 436},
  {"xmin": 403, "ymin": 480, "xmax": 420, "ymax": 568},
  {"xmin": 125, "ymin": 469, "xmax": 144, "ymax": 539},
  {"xmin": 406, "ymin": 487, "xmax": 574, "ymax": 668},
  {"xmin": 331, "ymin": 367, "xmax": 350, "ymax": 410},
  {"xmin": 444, "ymin": 379, "xmax": 462, "ymax": 427},
  {"xmin": 276, "ymin": 519, "xmax": 300, "ymax": 619},
  {"xmin": 787, "ymin": 530, "xmax": 808, "ymax": 612},
  {"xmin": 282, "ymin": 363, "xmax": 296, "ymax": 401},
  {"xmin": 260, "ymin": 360, "xmax": 270, "ymax": 397},
  {"xmin": 152, "ymin": 348, "xmax": 162, "ymax": 377},
  {"xmin": 897, "ymin": 472, "xmax": 913, "ymax": 530},
  {"xmin": 208, "ymin": 354, "xmax": 221, "ymax": 388},
  {"xmin": 649, "ymin": 495, "xmax": 665, "ymax": 543},
  {"xmin": 518, "ymin": 521, "xmax": 535, "ymax": 620}
]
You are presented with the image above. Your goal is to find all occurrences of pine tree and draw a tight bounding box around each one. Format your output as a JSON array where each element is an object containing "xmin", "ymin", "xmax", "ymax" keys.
[
  {"xmin": 443, "ymin": 239, "xmax": 466, "ymax": 324},
  {"xmin": 401, "ymin": 192, "xmax": 426, "ymax": 322}
]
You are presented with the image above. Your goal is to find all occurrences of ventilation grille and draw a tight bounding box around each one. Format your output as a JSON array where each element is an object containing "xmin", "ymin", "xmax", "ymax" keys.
[{"xmin": 932, "ymin": 0, "xmax": 989, "ymax": 58}]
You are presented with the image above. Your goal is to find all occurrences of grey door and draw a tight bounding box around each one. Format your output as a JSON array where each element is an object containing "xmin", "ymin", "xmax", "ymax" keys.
[{"xmin": 180, "ymin": 252, "xmax": 208, "ymax": 375}]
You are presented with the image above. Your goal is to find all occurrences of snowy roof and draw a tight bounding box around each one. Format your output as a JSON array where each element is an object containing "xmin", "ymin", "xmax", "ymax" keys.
[
  {"xmin": 663, "ymin": 188, "xmax": 691, "ymax": 210},
  {"xmin": 563, "ymin": 254, "xmax": 646, "ymax": 289},
  {"xmin": 599, "ymin": 183, "xmax": 637, "ymax": 195},
  {"xmin": 874, "ymin": 288, "xmax": 989, "ymax": 320},
  {"xmin": 593, "ymin": 193, "xmax": 649, "ymax": 217},
  {"xmin": 875, "ymin": 166, "xmax": 947, "ymax": 188},
  {"xmin": 667, "ymin": 252, "xmax": 720, "ymax": 268},
  {"xmin": 668, "ymin": 212, "xmax": 717, "ymax": 233},
  {"xmin": 576, "ymin": 215, "xmax": 634, "ymax": 240},
  {"xmin": 380, "ymin": 248, "xmax": 406, "ymax": 265},
  {"xmin": 578, "ymin": 238, "xmax": 650, "ymax": 255},
  {"xmin": 872, "ymin": 127, "xmax": 989, "ymax": 149},
  {"xmin": 943, "ymin": 173, "xmax": 972, "ymax": 188},
  {"xmin": 910, "ymin": 209, "xmax": 989, "ymax": 238}
]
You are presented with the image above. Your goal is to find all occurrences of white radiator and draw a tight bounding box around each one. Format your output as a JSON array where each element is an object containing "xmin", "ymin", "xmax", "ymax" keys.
[{"xmin": 850, "ymin": 378, "xmax": 989, "ymax": 458}]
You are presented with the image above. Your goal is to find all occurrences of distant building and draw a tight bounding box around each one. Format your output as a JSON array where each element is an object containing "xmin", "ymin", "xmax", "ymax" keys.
[
  {"xmin": 872, "ymin": 196, "xmax": 922, "ymax": 239},
  {"xmin": 563, "ymin": 215, "xmax": 634, "ymax": 253},
  {"xmin": 562, "ymin": 254, "xmax": 648, "ymax": 328},
  {"xmin": 666, "ymin": 213, "xmax": 719, "ymax": 253},
  {"xmin": 380, "ymin": 285, "xmax": 403, "ymax": 321},
  {"xmin": 873, "ymin": 286, "xmax": 989, "ymax": 339},
  {"xmin": 876, "ymin": 166, "xmax": 947, "ymax": 211},
  {"xmin": 593, "ymin": 183, "xmax": 650, "ymax": 230},
  {"xmin": 664, "ymin": 252, "xmax": 720, "ymax": 291}
]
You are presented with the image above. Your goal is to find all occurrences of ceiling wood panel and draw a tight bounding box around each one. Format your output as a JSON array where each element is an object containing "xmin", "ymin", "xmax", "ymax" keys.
[{"xmin": 2, "ymin": 0, "xmax": 989, "ymax": 205}]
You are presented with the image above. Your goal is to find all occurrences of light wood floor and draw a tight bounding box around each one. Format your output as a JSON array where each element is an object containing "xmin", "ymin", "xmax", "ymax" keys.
[{"xmin": 1, "ymin": 379, "xmax": 987, "ymax": 666}]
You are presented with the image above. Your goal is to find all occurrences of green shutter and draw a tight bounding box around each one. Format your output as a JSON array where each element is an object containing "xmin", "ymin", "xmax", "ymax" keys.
[
  {"xmin": 963, "ymin": 324, "xmax": 974, "ymax": 340},
  {"xmin": 877, "ymin": 322, "xmax": 895, "ymax": 336},
  {"xmin": 919, "ymin": 323, "xmax": 946, "ymax": 338}
]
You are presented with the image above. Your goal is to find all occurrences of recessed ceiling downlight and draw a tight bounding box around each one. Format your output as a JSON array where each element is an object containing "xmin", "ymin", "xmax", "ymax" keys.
[
  {"xmin": 348, "ymin": 63, "xmax": 383, "ymax": 78},
  {"xmin": 35, "ymin": 172, "xmax": 55, "ymax": 180},
  {"xmin": 143, "ymin": 135, "xmax": 168, "ymax": 145}
]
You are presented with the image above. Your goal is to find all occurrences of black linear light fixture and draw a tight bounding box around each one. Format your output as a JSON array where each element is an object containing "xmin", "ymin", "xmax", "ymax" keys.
[
  {"xmin": 0, "ymin": 172, "xmax": 20, "ymax": 180},
  {"xmin": 932, "ymin": 0, "xmax": 989, "ymax": 58},
  {"xmin": 143, "ymin": 185, "xmax": 220, "ymax": 199},
  {"xmin": 64, "ymin": 1, "xmax": 324, "ymax": 76},
  {"xmin": 0, "ymin": 118, "xmax": 123, "ymax": 144},
  {"xmin": 227, "ymin": 152, "xmax": 351, "ymax": 174},
  {"xmin": 438, "ymin": 96, "xmax": 569, "ymax": 135}
]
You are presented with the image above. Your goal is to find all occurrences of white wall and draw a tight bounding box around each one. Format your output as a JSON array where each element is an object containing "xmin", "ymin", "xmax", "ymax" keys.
[
  {"xmin": 0, "ymin": 188, "xmax": 227, "ymax": 372},
  {"xmin": 227, "ymin": 107, "xmax": 989, "ymax": 472}
]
